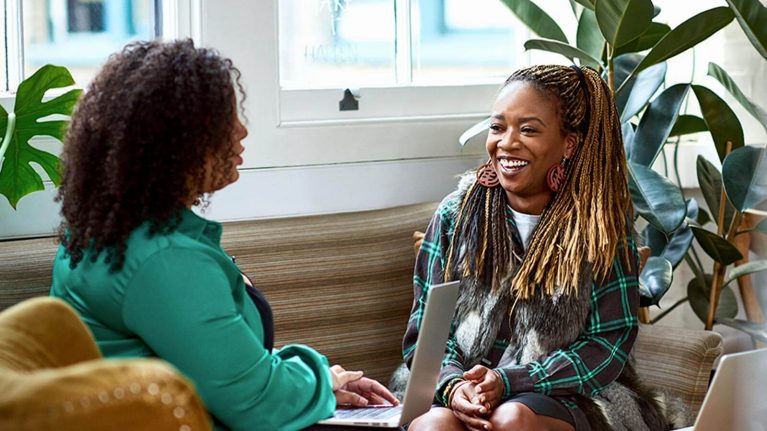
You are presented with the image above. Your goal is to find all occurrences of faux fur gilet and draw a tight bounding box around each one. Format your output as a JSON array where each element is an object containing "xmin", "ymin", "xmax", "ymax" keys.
[{"xmin": 392, "ymin": 175, "xmax": 673, "ymax": 431}]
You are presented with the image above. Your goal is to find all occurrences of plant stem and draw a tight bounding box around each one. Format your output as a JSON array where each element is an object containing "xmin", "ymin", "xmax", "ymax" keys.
[
  {"xmin": 672, "ymin": 136, "xmax": 684, "ymax": 198},
  {"xmin": 650, "ymin": 297, "xmax": 689, "ymax": 324},
  {"xmin": 607, "ymin": 45, "xmax": 615, "ymax": 93},
  {"xmin": 0, "ymin": 112, "xmax": 16, "ymax": 171}
]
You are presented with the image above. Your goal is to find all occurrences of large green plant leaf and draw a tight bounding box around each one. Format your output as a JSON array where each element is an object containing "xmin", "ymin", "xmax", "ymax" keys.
[
  {"xmin": 717, "ymin": 318, "xmax": 767, "ymax": 343},
  {"xmin": 0, "ymin": 65, "xmax": 81, "ymax": 209},
  {"xmin": 618, "ymin": 7, "xmax": 734, "ymax": 92},
  {"xmin": 628, "ymin": 161, "xmax": 687, "ymax": 234},
  {"xmin": 615, "ymin": 22, "xmax": 671, "ymax": 56},
  {"xmin": 617, "ymin": 61, "xmax": 667, "ymax": 123},
  {"xmin": 641, "ymin": 198, "xmax": 698, "ymax": 269},
  {"xmin": 724, "ymin": 0, "xmax": 767, "ymax": 60},
  {"xmin": 500, "ymin": 0, "xmax": 568, "ymax": 43},
  {"xmin": 723, "ymin": 260, "xmax": 767, "ymax": 288},
  {"xmin": 595, "ymin": 0, "xmax": 653, "ymax": 47},
  {"xmin": 577, "ymin": 8, "xmax": 605, "ymax": 62},
  {"xmin": 691, "ymin": 226, "xmax": 743, "ymax": 265},
  {"xmin": 459, "ymin": 117, "xmax": 490, "ymax": 147},
  {"xmin": 622, "ymin": 121, "xmax": 636, "ymax": 159},
  {"xmin": 613, "ymin": 53, "xmax": 642, "ymax": 99},
  {"xmin": 696, "ymin": 155, "xmax": 735, "ymax": 232},
  {"xmin": 573, "ymin": 0, "xmax": 594, "ymax": 10},
  {"xmin": 524, "ymin": 39, "xmax": 602, "ymax": 68},
  {"xmin": 669, "ymin": 115, "xmax": 708, "ymax": 137},
  {"xmin": 707, "ymin": 62, "xmax": 767, "ymax": 132},
  {"xmin": 723, "ymin": 146, "xmax": 767, "ymax": 212},
  {"xmin": 630, "ymin": 84, "xmax": 689, "ymax": 167},
  {"xmin": 639, "ymin": 256, "xmax": 673, "ymax": 307},
  {"xmin": 688, "ymin": 274, "xmax": 738, "ymax": 324},
  {"xmin": 693, "ymin": 85, "xmax": 744, "ymax": 163}
]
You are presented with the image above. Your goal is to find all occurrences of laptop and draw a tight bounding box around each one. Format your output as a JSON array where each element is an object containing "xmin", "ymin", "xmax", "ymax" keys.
[
  {"xmin": 317, "ymin": 280, "xmax": 460, "ymax": 428},
  {"xmin": 676, "ymin": 348, "xmax": 767, "ymax": 431}
]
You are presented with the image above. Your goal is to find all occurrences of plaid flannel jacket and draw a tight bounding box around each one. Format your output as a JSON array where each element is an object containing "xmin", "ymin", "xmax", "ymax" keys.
[{"xmin": 402, "ymin": 193, "xmax": 640, "ymax": 407}]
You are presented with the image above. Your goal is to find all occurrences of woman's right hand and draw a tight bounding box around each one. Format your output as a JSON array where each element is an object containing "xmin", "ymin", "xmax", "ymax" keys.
[
  {"xmin": 330, "ymin": 364, "xmax": 368, "ymax": 407},
  {"xmin": 450, "ymin": 381, "xmax": 493, "ymax": 431}
]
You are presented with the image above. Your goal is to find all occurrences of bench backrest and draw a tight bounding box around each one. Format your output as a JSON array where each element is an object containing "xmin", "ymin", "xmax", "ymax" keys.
[{"xmin": 0, "ymin": 203, "xmax": 438, "ymax": 383}]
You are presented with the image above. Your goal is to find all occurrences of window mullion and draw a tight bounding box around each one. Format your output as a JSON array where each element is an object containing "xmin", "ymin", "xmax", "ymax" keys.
[
  {"xmin": 5, "ymin": 0, "xmax": 23, "ymax": 90},
  {"xmin": 161, "ymin": 0, "xmax": 201, "ymax": 41},
  {"xmin": 394, "ymin": 0, "xmax": 412, "ymax": 85}
]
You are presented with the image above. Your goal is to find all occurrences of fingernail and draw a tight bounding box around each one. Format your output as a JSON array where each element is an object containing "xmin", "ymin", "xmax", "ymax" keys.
[{"xmin": 480, "ymin": 407, "xmax": 486, "ymax": 414}]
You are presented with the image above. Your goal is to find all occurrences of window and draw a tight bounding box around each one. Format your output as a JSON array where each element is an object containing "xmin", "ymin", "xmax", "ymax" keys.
[
  {"xmin": 1, "ymin": 0, "xmax": 167, "ymax": 92},
  {"xmin": 276, "ymin": 0, "xmax": 534, "ymax": 123}
]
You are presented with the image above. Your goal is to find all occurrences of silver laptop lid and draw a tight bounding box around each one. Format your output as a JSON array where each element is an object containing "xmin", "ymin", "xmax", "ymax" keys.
[
  {"xmin": 399, "ymin": 280, "xmax": 460, "ymax": 425},
  {"xmin": 693, "ymin": 348, "xmax": 767, "ymax": 431}
]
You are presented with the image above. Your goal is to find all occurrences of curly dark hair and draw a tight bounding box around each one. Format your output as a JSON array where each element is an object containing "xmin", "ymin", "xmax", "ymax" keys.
[{"xmin": 57, "ymin": 39, "xmax": 246, "ymax": 270}]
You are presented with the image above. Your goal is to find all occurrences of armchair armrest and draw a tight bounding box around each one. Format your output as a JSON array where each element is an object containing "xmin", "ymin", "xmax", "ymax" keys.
[{"xmin": 633, "ymin": 324, "xmax": 723, "ymax": 418}]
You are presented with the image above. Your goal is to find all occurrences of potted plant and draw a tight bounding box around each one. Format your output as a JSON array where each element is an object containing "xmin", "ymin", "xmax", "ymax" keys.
[
  {"xmin": 0, "ymin": 65, "xmax": 81, "ymax": 209},
  {"xmin": 460, "ymin": 0, "xmax": 767, "ymax": 338}
]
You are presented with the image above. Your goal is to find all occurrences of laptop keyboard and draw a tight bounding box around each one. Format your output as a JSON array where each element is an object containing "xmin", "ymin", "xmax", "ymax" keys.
[{"xmin": 332, "ymin": 405, "xmax": 403, "ymax": 420}]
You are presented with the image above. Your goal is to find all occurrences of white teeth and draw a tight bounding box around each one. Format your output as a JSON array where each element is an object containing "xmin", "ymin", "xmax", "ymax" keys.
[{"xmin": 499, "ymin": 159, "xmax": 529, "ymax": 169}]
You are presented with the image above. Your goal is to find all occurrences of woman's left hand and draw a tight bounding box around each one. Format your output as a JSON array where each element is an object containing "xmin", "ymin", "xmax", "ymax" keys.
[
  {"xmin": 342, "ymin": 377, "xmax": 400, "ymax": 406},
  {"xmin": 463, "ymin": 365, "xmax": 504, "ymax": 410}
]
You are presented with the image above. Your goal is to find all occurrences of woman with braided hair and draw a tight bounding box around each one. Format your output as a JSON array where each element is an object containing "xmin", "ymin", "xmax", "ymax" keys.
[{"xmin": 398, "ymin": 65, "xmax": 668, "ymax": 431}]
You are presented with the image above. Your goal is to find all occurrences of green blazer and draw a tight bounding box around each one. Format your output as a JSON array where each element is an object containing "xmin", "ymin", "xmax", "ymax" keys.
[{"xmin": 51, "ymin": 209, "xmax": 335, "ymax": 431}]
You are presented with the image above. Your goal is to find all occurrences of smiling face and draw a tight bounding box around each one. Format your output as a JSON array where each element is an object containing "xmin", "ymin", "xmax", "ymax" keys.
[{"xmin": 486, "ymin": 81, "xmax": 577, "ymax": 214}]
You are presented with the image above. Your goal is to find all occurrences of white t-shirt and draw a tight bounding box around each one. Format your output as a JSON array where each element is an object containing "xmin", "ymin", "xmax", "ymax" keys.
[{"xmin": 508, "ymin": 206, "xmax": 542, "ymax": 251}]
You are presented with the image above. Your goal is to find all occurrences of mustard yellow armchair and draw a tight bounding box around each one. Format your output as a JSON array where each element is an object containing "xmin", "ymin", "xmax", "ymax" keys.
[{"xmin": 0, "ymin": 297, "xmax": 211, "ymax": 431}]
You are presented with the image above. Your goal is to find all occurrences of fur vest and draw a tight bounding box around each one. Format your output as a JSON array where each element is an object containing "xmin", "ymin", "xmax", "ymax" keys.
[{"xmin": 391, "ymin": 174, "xmax": 677, "ymax": 430}]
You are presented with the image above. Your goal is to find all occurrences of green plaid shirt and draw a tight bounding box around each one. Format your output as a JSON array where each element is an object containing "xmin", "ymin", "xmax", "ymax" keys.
[{"xmin": 402, "ymin": 192, "xmax": 639, "ymax": 407}]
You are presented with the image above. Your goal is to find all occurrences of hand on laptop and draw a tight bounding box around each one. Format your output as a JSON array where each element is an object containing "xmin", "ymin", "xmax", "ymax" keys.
[
  {"xmin": 464, "ymin": 365, "xmax": 503, "ymax": 410},
  {"xmin": 330, "ymin": 365, "xmax": 400, "ymax": 408}
]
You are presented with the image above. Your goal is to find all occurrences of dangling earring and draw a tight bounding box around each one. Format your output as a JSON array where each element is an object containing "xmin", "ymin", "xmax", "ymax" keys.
[
  {"xmin": 546, "ymin": 157, "xmax": 568, "ymax": 192},
  {"xmin": 477, "ymin": 159, "xmax": 499, "ymax": 188}
]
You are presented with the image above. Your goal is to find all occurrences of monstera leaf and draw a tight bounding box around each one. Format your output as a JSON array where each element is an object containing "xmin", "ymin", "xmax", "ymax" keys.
[{"xmin": 0, "ymin": 65, "xmax": 81, "ymax": 208}]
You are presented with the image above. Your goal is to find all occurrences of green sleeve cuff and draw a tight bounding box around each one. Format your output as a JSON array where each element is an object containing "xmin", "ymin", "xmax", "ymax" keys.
[{"xmin": 494, "ymin": 365, "xmax": 534, "ymax": 401}]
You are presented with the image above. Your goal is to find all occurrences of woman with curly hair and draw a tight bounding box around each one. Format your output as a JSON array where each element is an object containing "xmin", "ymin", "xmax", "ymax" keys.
[
  {"xmin": 50, "ymin": 39, "xmax": 396, "ymax": 431},
  {"xmin": 398, "ymin": 65, "xmax": 668, "ymax": 431}
]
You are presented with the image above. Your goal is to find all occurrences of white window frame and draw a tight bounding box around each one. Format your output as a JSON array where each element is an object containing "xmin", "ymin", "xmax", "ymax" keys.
[
  {"xmin": 0, "ymin": 0, "xmax": 198, "ymax": 97},
  {"xmin": 202, "ymin": 0, "xmax": 491, "ymax": 171}
]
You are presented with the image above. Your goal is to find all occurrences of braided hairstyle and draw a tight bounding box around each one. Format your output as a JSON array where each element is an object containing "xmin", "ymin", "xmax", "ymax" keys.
[
  {"xmin": 57, "ymin": 39, "xmax": 246, "ymax": 271},
  {"xmin": 444, "ymin": 64, "xmax": 632, "ymax": 299}
]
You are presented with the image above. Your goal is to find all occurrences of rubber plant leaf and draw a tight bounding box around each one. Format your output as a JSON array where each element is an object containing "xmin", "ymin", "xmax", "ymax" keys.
[
  {"xmin": 499, "ymin": 0, "xmax": 568, "ymax": 43},
  {"xmin": 595, "ymin": 0, "xmax": 653, "ymax": 47}
]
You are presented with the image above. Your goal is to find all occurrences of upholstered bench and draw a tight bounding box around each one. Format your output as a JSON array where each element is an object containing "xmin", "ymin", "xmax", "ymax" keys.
[{"xmin": 0, "ymin": 202, "xmax": 722, "ymax": 427}]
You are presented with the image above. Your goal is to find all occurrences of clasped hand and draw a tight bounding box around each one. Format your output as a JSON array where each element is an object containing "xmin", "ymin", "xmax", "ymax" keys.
[
  {"xmin": 330, "ymin": 364, "xmax": 400, "ymax": 408},
  {"xmin": 450, "ymin": 365, "xmax": 504, "ymax": 431}
]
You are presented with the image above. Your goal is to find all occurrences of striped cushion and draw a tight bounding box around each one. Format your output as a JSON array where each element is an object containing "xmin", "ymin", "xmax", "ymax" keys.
[
  {"xmin": 0, "ymin": 203, "xmax": 723, "ymax": 411},
  {"xmin": 634, "ymin": 324, "xmax": 723, "ymax": 417},
  {"xmin": 0, "ymin": 237, "xmax": 59, "ymax": 311},
  {"xmin": 221, "ymin": 203, "xmax": 438, "ymax": 383},
  {"xmin": 0, "ymin": 203, "xmax": 438, "ymax": 383}
]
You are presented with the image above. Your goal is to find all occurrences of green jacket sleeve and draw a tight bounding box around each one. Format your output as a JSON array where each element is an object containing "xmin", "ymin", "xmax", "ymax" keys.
[{"xmin": 122, "ymin": 248, "xmax": 335, "ymax": 431}]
